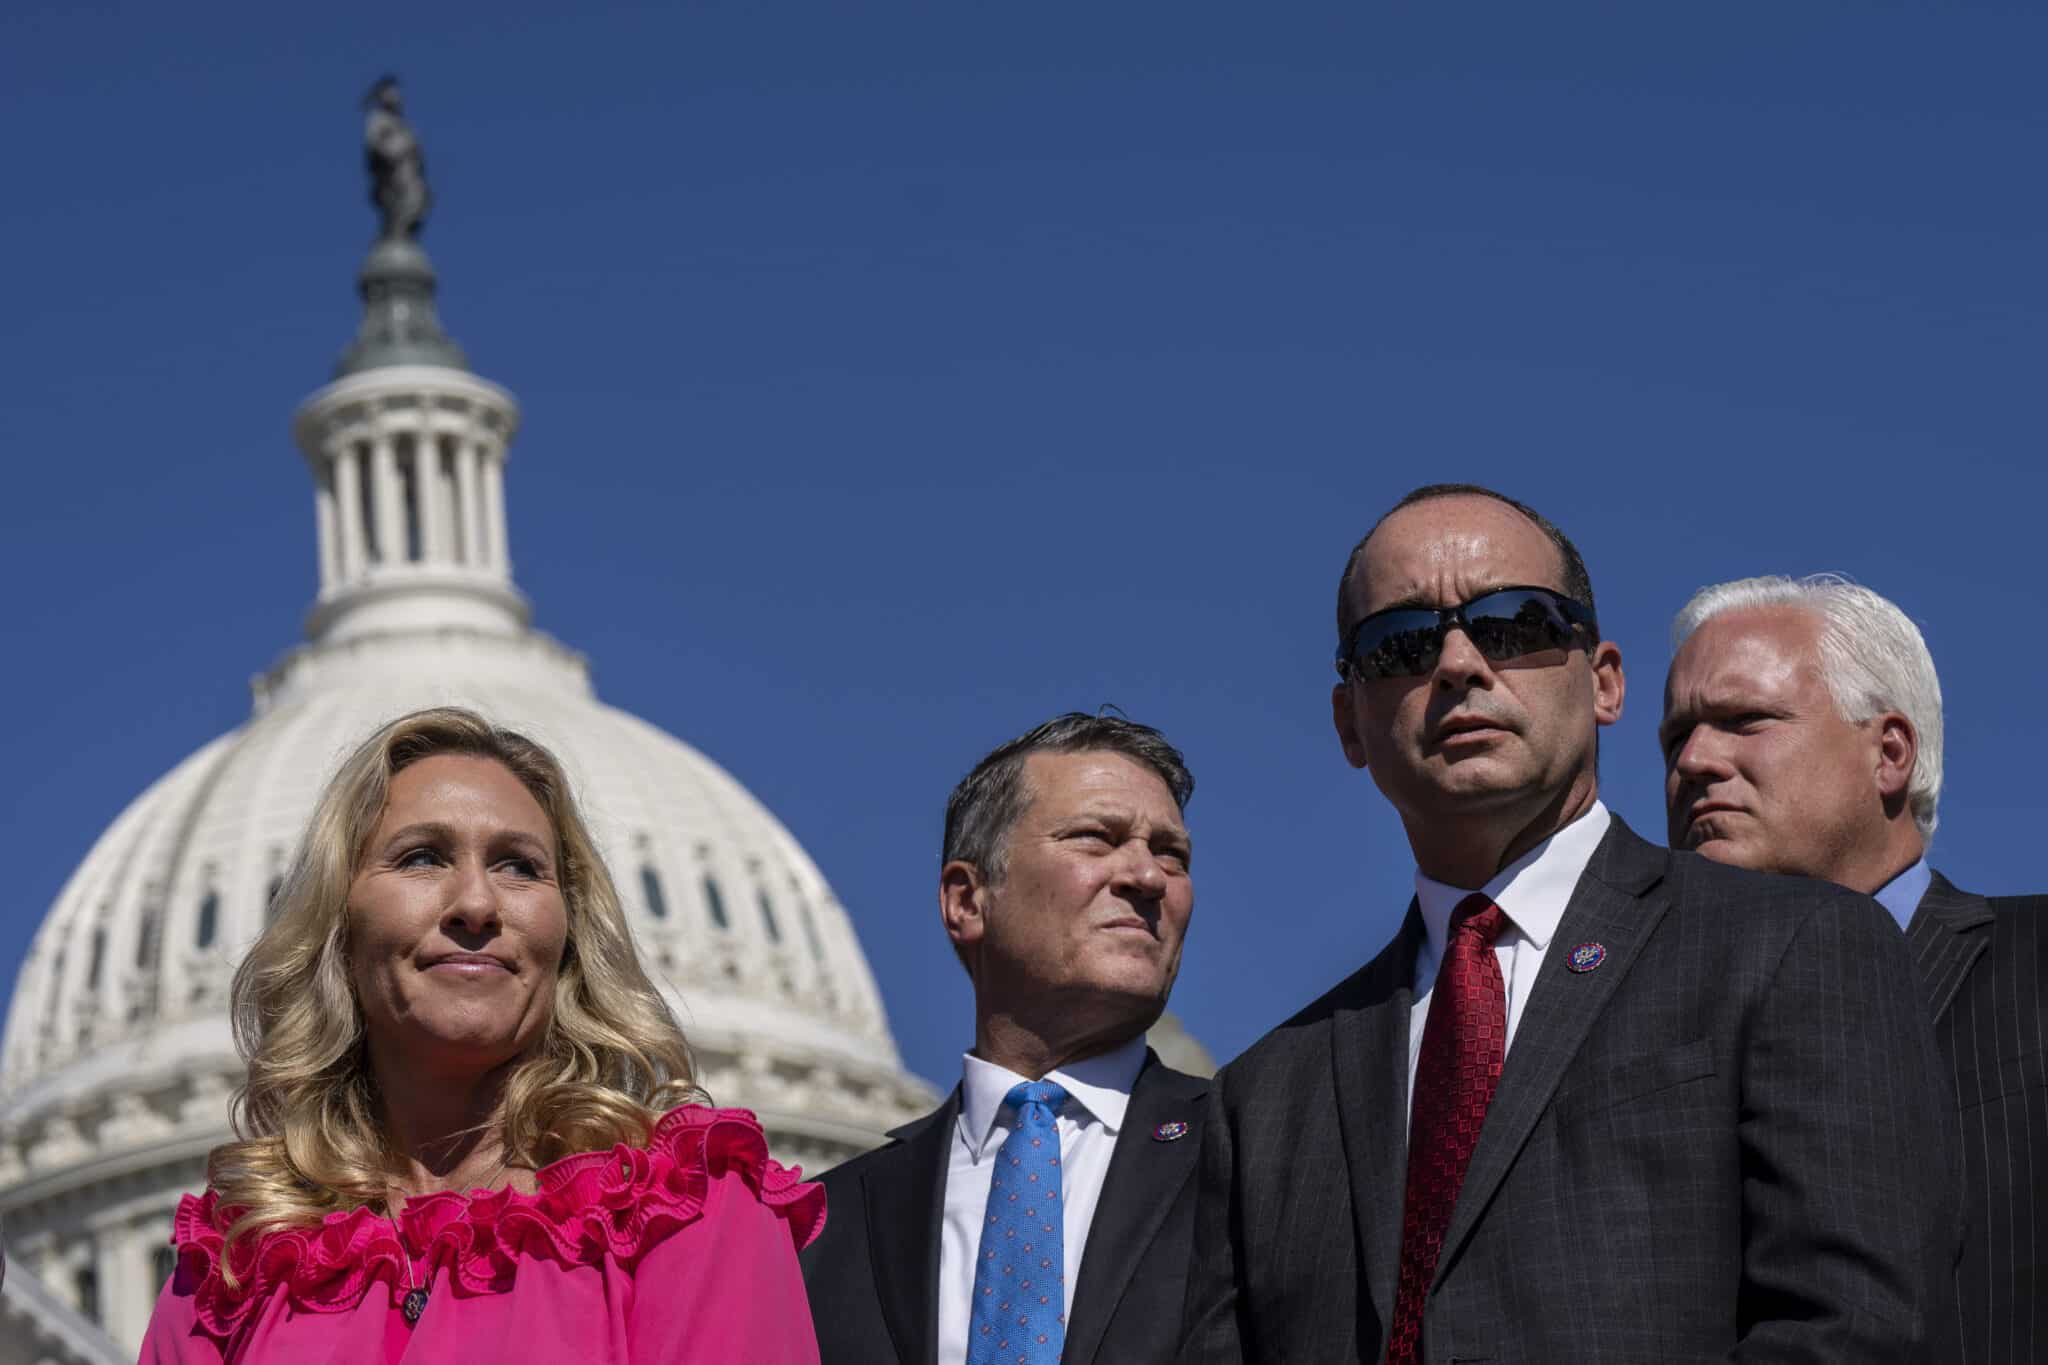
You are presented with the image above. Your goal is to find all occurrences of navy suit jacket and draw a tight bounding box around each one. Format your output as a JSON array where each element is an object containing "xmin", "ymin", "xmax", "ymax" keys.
[
  {"xmin": 1182, "ymin": 818, "xmax": 1957, "ymax": 1363},
  {"xmin": 1909, "ymin": 872, "xmax": 2048, "ymax": 1365},
  {"xmin": 803, "ymin": 1048, "xmax": 1208, "ymax": 1365}
]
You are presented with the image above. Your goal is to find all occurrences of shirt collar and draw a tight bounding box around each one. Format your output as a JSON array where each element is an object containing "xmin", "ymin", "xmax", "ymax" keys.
[
  {"xmin": 1414, "ymin": 800, "xmax": 1612, "ymax": 966},
  {"xmin": 956, "ymin": 1033, "xmax": 1147, "ymax": 1159},
  {"xmin": 1872, "ymin": 857, "xmax": 1933, "ymax": 933}
]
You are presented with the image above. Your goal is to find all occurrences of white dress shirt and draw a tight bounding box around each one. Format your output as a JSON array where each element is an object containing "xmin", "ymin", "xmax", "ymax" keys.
[
  {"xmin": 1408, "ymin": 800, "xmax": 1611, "ymax": 1115},
  {"xmin": 937, "ymin": 1034, "xmax": 1147, "ymax": 1365}
]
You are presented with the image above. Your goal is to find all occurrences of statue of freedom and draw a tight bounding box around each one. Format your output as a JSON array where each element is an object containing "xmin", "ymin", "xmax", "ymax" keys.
[{"xmin": 364, "ymin": 76, "xmax": 430, "ymax": 240}]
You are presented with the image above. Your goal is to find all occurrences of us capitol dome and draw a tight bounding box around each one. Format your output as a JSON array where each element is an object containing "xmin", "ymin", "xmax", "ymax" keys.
[{"xmin": 0, "ymin": 104, "xmax": 939, "ymax": 1362}]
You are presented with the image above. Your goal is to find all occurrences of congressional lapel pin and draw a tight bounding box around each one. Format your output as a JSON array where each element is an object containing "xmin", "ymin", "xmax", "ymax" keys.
[
  {"xmin": 1566, "ymin": 941, "xmax": 1607, "ymax": 973},
  {"xmin": 1152, "ymin": 1121, "xmax": 1190, "ymax": 1143}
]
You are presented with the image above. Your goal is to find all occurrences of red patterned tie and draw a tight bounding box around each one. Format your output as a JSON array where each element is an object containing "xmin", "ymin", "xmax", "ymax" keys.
[{"xmin": 1386, "ymin": 893, "xmax": 1509, "ymax": 1365}]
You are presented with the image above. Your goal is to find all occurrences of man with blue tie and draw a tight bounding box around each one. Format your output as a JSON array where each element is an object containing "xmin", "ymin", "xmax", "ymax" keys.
[
  {"xmin": 801, "ymin": 713, "xmax": 1209, "ymax": 1365},
  {"xmin": 1662, "ymin": 573, "xmax": 2045, "ymax": 1364}
]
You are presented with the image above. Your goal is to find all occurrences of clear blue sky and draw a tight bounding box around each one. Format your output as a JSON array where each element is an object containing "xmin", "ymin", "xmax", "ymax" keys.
[{"xmin": 3, "ymin": 1, "xmax": 2043, "ymax": 1091}]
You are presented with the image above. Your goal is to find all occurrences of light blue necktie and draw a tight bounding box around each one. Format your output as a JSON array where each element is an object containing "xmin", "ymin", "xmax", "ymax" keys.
[{"xmin": 966, "ymin": 1079, "xmax": 1069, "ymax": 1365}]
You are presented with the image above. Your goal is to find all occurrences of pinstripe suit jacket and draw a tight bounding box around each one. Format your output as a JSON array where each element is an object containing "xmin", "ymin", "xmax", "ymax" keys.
[
  {"xmin": 1181, "ymin": 818, "xmax": 1957, "ymax": 1364},
  {"xmin": 1910, "ymin": 872, "xmax": 2048, "ymax": 1365}
]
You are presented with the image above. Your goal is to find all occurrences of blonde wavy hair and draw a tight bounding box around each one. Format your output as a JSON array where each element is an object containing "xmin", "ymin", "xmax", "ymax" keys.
[{"xmin": 207, "ymin": 706, "xmax": 699, "ymax": 1274}]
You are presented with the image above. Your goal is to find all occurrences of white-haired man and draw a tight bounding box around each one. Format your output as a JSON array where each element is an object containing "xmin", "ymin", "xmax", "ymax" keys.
[{"xmin": 1661, "ymin": 574, "xmax": 2046, "ymax": 1365}]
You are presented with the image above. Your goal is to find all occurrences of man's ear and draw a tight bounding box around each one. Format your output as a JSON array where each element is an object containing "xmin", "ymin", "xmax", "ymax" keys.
[
  {"xmin": 1874, "ymin": 711, "xmax": 1918, "ymax": 805},
  {"xmin": 940, "ymin": 859, "xmax": 990, "ymax": 960},
  {"xmin": 1332, "ymin": 683, "xmax": 1370, "ymax": 769},
  {"xmin": 1591, "ymin": 640, "xmax": 1626, "ymax": 727}
]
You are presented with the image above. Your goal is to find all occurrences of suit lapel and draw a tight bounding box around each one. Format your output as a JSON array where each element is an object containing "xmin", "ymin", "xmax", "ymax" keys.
[
  {"xmin": 1330, "ymin": 907, "xmax": 1424, "ymax": 1331},
  {"xmin": 1434, "ymin": 819, "xmax": 1671, "ymax": 1283},
  {"xmin": 1907, "ymin": 870, "xmax": 1994, "ymax": 1022},
  {"xmin": 1061, "ymin": 1054, "xmax": 1209, "ymax": 1365},
  {"xmin": 864, "ymin": 1093, "xmax": 958, "ymax": 1365}
]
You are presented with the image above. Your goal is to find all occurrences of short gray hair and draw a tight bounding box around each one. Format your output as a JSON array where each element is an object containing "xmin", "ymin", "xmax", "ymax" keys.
[
  {"xmin": 942, "ymin": 713, "xmax": 1195, "ymax": 880},
  {"xmin": 1672, "ymin": 574, "xmax": 1943, "ymax": 837}
]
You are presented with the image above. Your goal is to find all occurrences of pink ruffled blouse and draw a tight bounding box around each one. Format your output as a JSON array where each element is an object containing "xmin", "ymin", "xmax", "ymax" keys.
[{"xmin": 140, "ymin": 1106, "xmax": 825, "ymax": 1364}]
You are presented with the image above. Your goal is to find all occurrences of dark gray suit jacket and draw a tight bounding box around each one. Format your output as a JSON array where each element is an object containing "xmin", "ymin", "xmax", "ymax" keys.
[
  {"xmin": 1909, "ymin": 872, "xmax": 2048, "ymax": 1365},
  {"xmin": 1181, "ymin": 818, "xmax": 1956, "ymax": 1364},
  {"xmin": 802, "ymin": 1049, "xmax": 1208, "ymax": 1365}
]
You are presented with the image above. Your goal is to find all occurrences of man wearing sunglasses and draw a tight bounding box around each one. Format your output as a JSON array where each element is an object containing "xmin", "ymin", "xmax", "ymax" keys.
[
  {"xmin": 1180, "ymin": 484, "xmax": 1954, "ymax": 1364},
  {"xmin": 1663, "ymin": 574, "xmax": 2045, "ymax": 1365}
]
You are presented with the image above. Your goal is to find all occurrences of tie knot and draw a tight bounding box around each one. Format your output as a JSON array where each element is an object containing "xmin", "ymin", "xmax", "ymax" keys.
[
  {"xmin": 1450, "ymin": 893, "xmax": 1509, "ymax": 945},
  {"xmin": 1004, "ymin": 1079, "xmax": 1069, "ymax": 1121}
]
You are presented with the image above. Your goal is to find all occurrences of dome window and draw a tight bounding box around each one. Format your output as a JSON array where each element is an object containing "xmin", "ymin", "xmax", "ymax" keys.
[
  {"xmin": 85, "ymin": 929, "xmax": 106, "ymax": 990},
  {"xmin": 641, "ymin": 866, "xmax": 669, "ymax": 921},
  {"xmin": 133, "ymin": 911, "xmax": 160, "ymax": 971},
  {"xmin": 74, "ymin": 1262, "xmax": 100, "ymax": 1324},
  {"xmin": 795, "ymin": 898, "xmax": 826, "ymax": 964},
  {"xmin": 702, "ymin": 875, "xmax": 730, "ymax": 931},
  {"xmin": 196, "ymin": 891, "xmax": 220, "ymax": 950},
  {"xmin": 758, "ymin": 890, "xmax": 782, "ymax": 944}
]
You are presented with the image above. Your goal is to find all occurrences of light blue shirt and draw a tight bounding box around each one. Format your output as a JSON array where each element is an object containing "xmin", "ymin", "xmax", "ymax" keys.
[{"xmin": 1873, "ymin": 857, "xmax": 1932, "ymax": 932}]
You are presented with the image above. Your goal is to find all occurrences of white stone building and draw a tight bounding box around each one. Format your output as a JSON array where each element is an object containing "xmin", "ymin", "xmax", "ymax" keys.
[{"xmin": 0, "ymin": 216, "xmax": 938, "ymax": 1360}]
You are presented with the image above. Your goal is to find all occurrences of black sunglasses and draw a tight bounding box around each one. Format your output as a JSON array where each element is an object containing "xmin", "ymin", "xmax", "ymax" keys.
[{"xmin": 1335, "ymin": 585, "xmax": 1597, "ymax": 681}]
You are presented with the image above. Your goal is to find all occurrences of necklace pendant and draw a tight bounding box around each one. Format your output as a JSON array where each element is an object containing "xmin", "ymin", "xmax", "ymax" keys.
[{"xmin": 401, "ymin": 1287, "xmax": 429, "ymax": 1326}]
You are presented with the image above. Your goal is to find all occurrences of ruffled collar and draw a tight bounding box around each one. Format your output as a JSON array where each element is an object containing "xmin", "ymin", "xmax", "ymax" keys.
[{"xmin": 171, "ymin": 1105, "xmax": 824, "ymax": 1342}]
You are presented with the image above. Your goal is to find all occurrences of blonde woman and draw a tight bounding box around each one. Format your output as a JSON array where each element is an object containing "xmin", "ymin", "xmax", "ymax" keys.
[{"xmin": 141, "ymin": 708, "xmax": 823, "ymax": 1363}]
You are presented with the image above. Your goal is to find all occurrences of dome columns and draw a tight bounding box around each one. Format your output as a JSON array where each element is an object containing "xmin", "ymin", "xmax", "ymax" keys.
[
  {"xmin": 293, "ymin": 366, "xmax": 528, "ymax": 644},
  {"xmin": 85, "ymin": 1216, "xmax": 153, "ymax": 1348},
  {"xmin": 482, "ymin": 448, "xmax": 508, "ymax": 571},
  {"xmin": 454, "ymin": 436, "xmax": 486, "ymax": 566},
  {"xmin": 328, "ymin": 444, "xmax": 365, "ymax": 585},
  {"xmin": 368, "ymin": 432, "xmax": 404, "ymax": 571}
]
